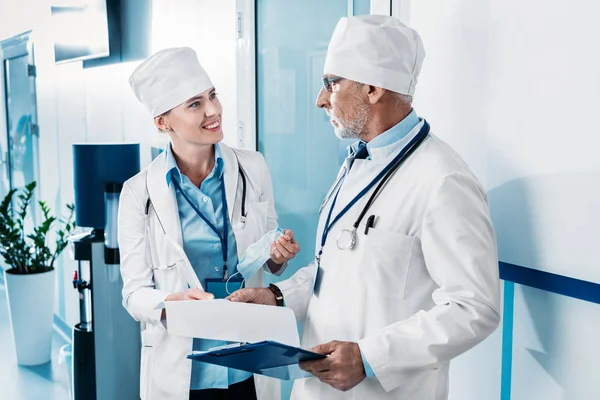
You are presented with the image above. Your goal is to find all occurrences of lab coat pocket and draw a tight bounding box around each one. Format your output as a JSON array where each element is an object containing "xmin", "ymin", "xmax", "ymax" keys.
[
  {"xmin": 151, "ymin": 234, "xmax": 188, "ymax": 292},
  {"xmin": 152, "ymin": 262, "xmax": 180, "ymax": 291},
  {"xmin": 358, "ymin": 228, "xmax": 414, "ymax": 299},
  {"xmin": 140, "ymin": 330, "xmax": 158, "ymax": 400}
]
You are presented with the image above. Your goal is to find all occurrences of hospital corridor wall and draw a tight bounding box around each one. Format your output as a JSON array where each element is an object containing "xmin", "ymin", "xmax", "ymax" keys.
[
  {"xmin": 406, "ymin": 0, "xmax": 600, "ymax": 399},
  {"xmin": 0, "ymin": 0, "xmax": 599, "ymax": 399}
]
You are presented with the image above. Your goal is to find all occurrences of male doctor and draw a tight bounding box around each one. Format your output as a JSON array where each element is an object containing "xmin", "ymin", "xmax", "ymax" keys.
[{"xmin": 229, "ymin": 15, "xmax": 501, "ymax": 399}]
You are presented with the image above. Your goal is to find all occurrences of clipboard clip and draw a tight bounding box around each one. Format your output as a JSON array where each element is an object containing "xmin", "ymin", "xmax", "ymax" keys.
[{"xmin": 208, "ymin": 342, "xmax": 248, "ymax": 352}]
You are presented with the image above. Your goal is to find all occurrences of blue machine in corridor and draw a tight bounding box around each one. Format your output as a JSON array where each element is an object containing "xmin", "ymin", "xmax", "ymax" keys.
[{"xmin": 69, "ymin": 143, "xmax": 141, "ymax": 400}]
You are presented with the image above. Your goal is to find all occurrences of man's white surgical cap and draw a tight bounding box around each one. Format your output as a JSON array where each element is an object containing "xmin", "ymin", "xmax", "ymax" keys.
[
  {"xmin": 129, "ymin": 47, "xmax": 213, "ymax": 117},
  {"xmin": 324, "ymin": 15, "xmax": 425, "ymax": 96}
]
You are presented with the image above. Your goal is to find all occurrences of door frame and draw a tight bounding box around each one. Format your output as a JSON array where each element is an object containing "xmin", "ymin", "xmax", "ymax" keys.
[
  {"xmin": 235, "ymin": 0, "xmax": 257, "ymax": 151},
  {"xmin": 371, "ymin": 0, "xmax": 392, "ymax": 15},
  {"xmin": 391, "ymin": 0, "xmax": 411, "ymax": 24},
  {"xmin": 235, "ymin": 0, "xmax": 393, "ymax": 152},
  {"xmin": 0, "ymin": 30, "xmax": 41, "ymax": 195}
]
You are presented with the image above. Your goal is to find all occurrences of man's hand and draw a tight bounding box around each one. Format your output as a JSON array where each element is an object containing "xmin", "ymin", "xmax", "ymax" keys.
[
  {"xmin": 300, "ymin": 341, "xmax": 366, "ymax": 392},
  {"xmin": 226, "ymin": 288, "xmax": 276, "ymax": 306}
]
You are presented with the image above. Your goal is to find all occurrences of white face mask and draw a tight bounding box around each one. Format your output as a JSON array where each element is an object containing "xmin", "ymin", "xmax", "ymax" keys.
[{"xmin": 226, "ymin": 227, "xmax": 284, "ymax": 293}]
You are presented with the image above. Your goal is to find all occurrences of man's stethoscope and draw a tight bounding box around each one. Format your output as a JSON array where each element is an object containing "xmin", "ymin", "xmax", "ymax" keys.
[{"xmin": 316, "ymin": 120, "xmax": 430, "ymax": 263}]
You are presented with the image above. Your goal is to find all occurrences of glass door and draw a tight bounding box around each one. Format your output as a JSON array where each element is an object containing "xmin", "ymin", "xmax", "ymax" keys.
[
  {"xmin": 256, "ymin": 0, "xmax": 372, "ymax": 280},
  {"xmin": 1, "ymin": 32, "xmax": 41, "ymax": 223},
  {"xmin": 255, "ymin": 2, "xmax": 374, "ymax": 398}
]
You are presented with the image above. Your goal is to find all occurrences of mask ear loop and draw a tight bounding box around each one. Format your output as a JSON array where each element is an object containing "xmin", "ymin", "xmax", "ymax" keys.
[
  {"xmin": 225, "ymin": 227, "xmax": 285, "ymax": 295},
  {"xmin": 225, "ymin": 271, "xmax": 246, "ymax": 295}
]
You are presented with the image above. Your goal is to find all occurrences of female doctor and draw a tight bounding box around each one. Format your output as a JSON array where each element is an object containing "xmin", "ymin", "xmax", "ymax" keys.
[{"xmin": 118, "ymin": 47, "xmax": 299, "ymax": 400}]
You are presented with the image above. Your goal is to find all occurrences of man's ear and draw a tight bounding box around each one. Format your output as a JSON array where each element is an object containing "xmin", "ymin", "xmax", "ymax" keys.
[
  {"xmin": 366, "ymin": 86, "xmax": 386, "ymax": 105},
  {"xmin": 154, "ymin": 114, "xmax": 171, "ymax": 132}
]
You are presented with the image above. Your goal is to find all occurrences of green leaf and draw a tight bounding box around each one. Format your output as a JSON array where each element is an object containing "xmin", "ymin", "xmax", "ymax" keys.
[{"xmin": 0, "ymin": 181, "xmax": 71, "ymax": 272}]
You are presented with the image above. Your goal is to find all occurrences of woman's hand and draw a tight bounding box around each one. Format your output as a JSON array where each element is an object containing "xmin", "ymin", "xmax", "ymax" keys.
[
  {"xmin": 269, "ymin": 229, "xmax": 300, "ymax": 265},
  {"xmin": 165, "ymin": 288, "xmax": 214, "ymax": 301},
  {"xmin": 161, "ymin": 289, "xmax": 214, "ymax": 320}
]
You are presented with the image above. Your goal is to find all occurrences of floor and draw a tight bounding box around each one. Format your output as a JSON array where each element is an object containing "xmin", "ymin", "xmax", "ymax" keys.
[{"xmin": 0, "ymin": 281, "xmax": 71, "ymax": 400}]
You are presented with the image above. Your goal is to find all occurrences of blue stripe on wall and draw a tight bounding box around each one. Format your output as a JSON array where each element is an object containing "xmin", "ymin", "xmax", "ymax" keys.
[
  {"xmin": 499, "ymin": 262, "xmax": 600, "ymax": 304},
  {"xmin": 498, "ymin": 261, "xmax": 600, "ymax": 400},
  {"xmin": 500, "ymin": 280, "xmax": 515, "ymax": 400}
]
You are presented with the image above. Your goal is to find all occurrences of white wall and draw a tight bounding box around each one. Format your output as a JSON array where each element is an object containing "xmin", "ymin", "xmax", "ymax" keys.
[
  {"xmin": 410, "ymin": 0, "xmax": 492, "ymax": 186},
  {"xmin": 487, "ymin": 0, "xmax": 600, "ymax": 285},
  {"xmin": 404, "ymin": 0, "xmax": 600, "ymax": 399},
  {"xmin": 0, "ymin": 0, "xmax": 239, "ymax": 326}
]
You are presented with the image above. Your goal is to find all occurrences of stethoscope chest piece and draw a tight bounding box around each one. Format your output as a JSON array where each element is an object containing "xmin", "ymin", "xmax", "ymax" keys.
[{"xmin": 337, "ymin": 227, "xmax": 357, "ymax": 250}]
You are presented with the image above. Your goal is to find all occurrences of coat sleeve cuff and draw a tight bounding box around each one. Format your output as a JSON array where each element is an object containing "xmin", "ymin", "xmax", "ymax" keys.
[
  {"xmin": 263, "ymin": 261, "xmax": 288, "ymax": 276},
  {"xmin": 357, "ymin": 336, "xmax": 409, "ymax": 392},
  {"xmin": 273, "ymin": 266, "xmax": 316, "ymax": 322},
  {"xmin": 360, "ymin": 347, "xmax": 376, "ymax": 378},
  {"xmin": 125, "ymin": 288, "xmax": 171, "ymax": 326}
]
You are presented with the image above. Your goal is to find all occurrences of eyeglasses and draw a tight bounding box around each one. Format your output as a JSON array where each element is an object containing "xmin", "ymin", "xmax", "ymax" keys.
[{"xmin": 322, "ymin": 76, "xmax": 345, "ymax": 93}]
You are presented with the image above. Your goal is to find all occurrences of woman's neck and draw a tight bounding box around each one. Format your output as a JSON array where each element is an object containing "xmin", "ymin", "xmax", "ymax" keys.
[{"xmin": 171, "ymin": 142, "xmax": 216, "ymax": 188}]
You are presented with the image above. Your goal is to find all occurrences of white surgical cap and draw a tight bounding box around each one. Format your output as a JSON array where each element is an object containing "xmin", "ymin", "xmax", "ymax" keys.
[
  {"xmin": 129, "ymin": 47, "xmax": 213, "ymax": 117},
  {"xmin": 324, "ymin": 15, "xmax": 425, "ymax": 96}
]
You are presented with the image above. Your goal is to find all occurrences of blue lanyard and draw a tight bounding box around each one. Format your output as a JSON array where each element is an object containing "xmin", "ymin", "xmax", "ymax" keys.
[
  {"xmin": 318, "ymin": 121, "xmax": 430, "ymax": 262},
  {"xmin": 172, "ymin": 177, "xmax": 230, "ymax": 280}
]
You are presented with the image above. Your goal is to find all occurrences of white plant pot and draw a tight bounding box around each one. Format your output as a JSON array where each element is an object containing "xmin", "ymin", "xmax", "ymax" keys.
[{"xmin": 4, "ymin": 268, "xmax": 56, "ymax": 366}]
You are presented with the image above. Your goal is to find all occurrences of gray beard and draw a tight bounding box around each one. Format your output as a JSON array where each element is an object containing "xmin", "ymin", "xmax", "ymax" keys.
[
  {"xmin": 334, "ymin": 125, "xmax": 361, "ymax": 139},
  {"xmin": 331, "ymin": 101, "xmax": 370, "ymax": 140}
]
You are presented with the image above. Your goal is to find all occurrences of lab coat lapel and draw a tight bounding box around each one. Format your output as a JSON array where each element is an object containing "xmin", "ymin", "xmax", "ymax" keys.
[
  {"xmin": 219, "ymin": 143, "xmax": 239, "ymax": 223},
  {"xmin": 146, "ymin": 151, "xmax": 184, "ymax": 246}
]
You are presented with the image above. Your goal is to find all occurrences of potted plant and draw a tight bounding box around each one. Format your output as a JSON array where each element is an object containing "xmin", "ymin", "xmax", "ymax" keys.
[{"xmin": 0, "ymin": 182, "xmax": 75, "ymax": 366}]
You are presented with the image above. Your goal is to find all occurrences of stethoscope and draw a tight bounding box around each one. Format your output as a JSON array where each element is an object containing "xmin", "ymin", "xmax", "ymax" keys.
[
  {"xmin": 144, "ymin": 162, "xmax": 248, "ymax": 282},
  {"xmin": 316, "ymin": 121, "xmax": 430, "ymax": 264}
]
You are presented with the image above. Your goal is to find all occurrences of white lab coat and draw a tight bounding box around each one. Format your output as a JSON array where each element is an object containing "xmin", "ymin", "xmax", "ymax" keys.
[
  {"xmin": 278, "ymin": 120, "xmax": 501, "ymax": 400},
  {"xmin": 118, "ymin": 143, "xmax": 284, "ymax": 400}
]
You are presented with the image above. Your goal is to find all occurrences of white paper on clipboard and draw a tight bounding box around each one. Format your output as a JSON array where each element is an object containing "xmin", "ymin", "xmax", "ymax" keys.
[{"xmin": 158, "ymin": 299, "xmax": 300, "ymax": 346}]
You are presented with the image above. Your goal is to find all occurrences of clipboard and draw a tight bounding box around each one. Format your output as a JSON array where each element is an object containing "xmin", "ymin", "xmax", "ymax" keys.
[{"xmin": 187, "ymin": 340, "xmax": 326, "ymax": 377}]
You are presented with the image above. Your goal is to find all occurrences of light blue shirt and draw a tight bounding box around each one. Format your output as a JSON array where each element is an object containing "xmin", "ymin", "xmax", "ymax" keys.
[
  {"xmin": 166, "ymin": 144, "xmax": 251, "ymax": 390},
  {"xmin": 351, "ymin": 109, "xmax": 421, "ymax": 160},
  {"xmin": 353, "ymin": 109, "xmax": 421, "ymax": 378}
]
